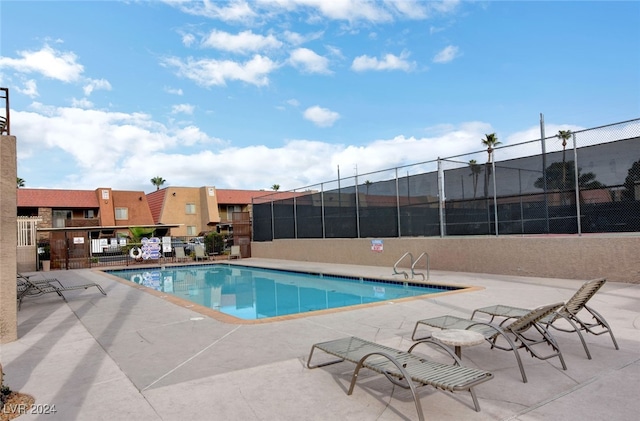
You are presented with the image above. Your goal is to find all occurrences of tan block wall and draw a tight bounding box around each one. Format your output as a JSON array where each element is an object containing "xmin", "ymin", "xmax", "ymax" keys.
[
  {"xmin": 1, "ymin": 135, "xmax": 17, "ymax": 343},
  {"xmin": 161, "ymin": 187, "xmax": 207, "ymax": 236},
  {"xmin": 251, "ymin": 235, "xmax": 640, "ymax": 283}
]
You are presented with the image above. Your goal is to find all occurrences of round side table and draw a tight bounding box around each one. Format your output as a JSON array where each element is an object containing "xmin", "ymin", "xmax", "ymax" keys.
[{"xmin": 431, "ymin": 329, "xmax": 485, "ymax": 358}]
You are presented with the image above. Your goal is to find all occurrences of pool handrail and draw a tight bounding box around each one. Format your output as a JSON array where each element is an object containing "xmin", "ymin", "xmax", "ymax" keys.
[
  {"xmin": 412, "ymin": 252, "xmax": 429, "ymax": 280},
  {"xmin": 393, "ymin": 252, "xmax": 412, "ymax": 279}
]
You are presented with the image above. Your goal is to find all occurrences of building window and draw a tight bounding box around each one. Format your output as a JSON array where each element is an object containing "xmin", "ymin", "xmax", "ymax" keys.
[
  {"xmin": 84, "ymin": 210, "xmax": 95, "ymax": 219},
  {"xmin": 187, "ymin": 226, "xmax": 197, "ymax": 235},
  {"xmin": 115, "ymin": 207, "xmax": 128, "ymax": 220},
  {"xmin": 227, "ymin": 205, "xmax": 241, "ymax": 221},
  {"xmin": 185, "ymin": 203, "xmax": 196, "ymax": 214},
  {"xmin": 53, "ymin": 210, "xmax": 72, "ymax": 228}
]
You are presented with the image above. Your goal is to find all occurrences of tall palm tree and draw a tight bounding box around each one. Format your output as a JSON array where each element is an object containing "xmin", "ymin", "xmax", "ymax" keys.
[
  {"xmin": 151, "ymin": 176, "xmax": 166, "ymax": 191},
  {"xmin": 481, "ymin": 133, "xmax": 501, "ymax": 197},
  {"xmin": 481, "ymin": 133, "xmax": 501, "ymax": 163},
  {"xmin": 557, "ymin": 130, "xmax": 572, "ymax": 193},
  {"xmin": 468, "ymin": 160, "xmax": 482, "ymax": 198},
  {"xmin": 271, "ymin": 184, "xmax": 280, "ymax": 191},
  {"xmin": 16, "ymin": 177, "xmax": 25, "ymax": 188}
]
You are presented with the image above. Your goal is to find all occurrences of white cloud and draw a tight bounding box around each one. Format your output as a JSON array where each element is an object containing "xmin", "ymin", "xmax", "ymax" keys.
[
  {"xmin": 181, "ymin": 33, "xmax": 196, "ymax": 47},
  {"xmin": 164, "ymin": 87, "xmax": 184, "ymax": 95},
  {"xmin": 0, "ymin": 44, "xmax": 84, "ymax": 82},
  {"xmin": 286, "ymin": 98, "xmax": 300, "ymax": 107},
  {"xmin": 83, "ymin": 78, "xmax": 112, "ymax": 96},
  {"xmin": 282, "ymin": 30, "xmax": 324, "ymax": 46},
  {"xmin": 433, "ymin": 45, "xmax": 460, "ymax": 63},
  {"xmin": 286, "ymin": 0, "xmax": 393, "ymax": 22},
  {"xmin": 16, "ymin": 79, "xmax": 39, "ymax": 98},
  {"xmin": 351, "ymin": 51, "xmax": 415, "ymax": 72},
  {"xmin": 325, "ymin": 45, "xmax": 343, "ymax": 58},
  {"xmin": 17, "ymin": 101, "xmax": 608, "ymax": 192},
  {"xmin": 384, "ymin": 0, "xmax": 428, "ymax": 19},
  {"xmin": 13, "ymin": 105, "xmax": 226, "ymax": 190},
  {"xmin": 161, "ymin": 54, "xmax": 279, "ymax": 87},
  {"xmin": 171, "ymin": 103, "xmax": 195, "ymax": 114},
  {"xmin": 70, "ymin": 97, "xmax": 94, "ymax": 108},
  {"xmin": 303, "ymin": 105, "xmax": 340, "ymax": 127},
  {"xmin": 201, "ymin": 29, "xmax": 282, "ymax": 54},
  {"xmin": 165, "ymin": 0, "xmax": 460, "ymax": 24},
  {"xmin": 288, "ymin": 48, "xmax": 332, "ymax": 74},
  {"xmin": 167, "ymin": 0, "xmax": 257, "ymax": 22}
]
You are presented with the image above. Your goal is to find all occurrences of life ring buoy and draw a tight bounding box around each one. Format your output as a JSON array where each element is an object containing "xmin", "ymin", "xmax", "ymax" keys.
[
  {"xmin": 129, "ymin": 247, "xmax": 142, "ymax": 259},
  {"xmin": 131, "ymin": 274, "xmax": 143, "ymax": 284}
]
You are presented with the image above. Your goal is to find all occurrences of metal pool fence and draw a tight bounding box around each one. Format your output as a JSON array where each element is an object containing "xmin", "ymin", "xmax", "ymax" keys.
[{"xmin": 253, "ymin": 118, "xmax": 640, "ymax": 240}]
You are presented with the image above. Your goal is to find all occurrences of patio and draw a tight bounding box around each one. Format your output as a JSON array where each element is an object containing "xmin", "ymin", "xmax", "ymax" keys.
[{"xmin": 2, "ymin": 259, "xmax": 639, "ymax": 420}]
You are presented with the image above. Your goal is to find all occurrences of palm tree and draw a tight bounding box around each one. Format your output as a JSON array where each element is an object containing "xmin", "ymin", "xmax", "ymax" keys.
[
  {"xmin": 557, "ymin": 130, "xmax": 572, "ymax": 193},
  {"xmin": 622, "ymin": 159, "xmax": 640, "ymax": 200},
  {"xmin": 271, "ymin": 184, "xmax": 280, "ymax": 191},
  {"xmin": 468, "ymin": 160, "xmax": 482, "ymax": 198},
  {"xmin": 364, "ymin": 180, "xmax": 373, "ymax": 195},
  {"xmin": 16, "ymin": 177, "xmax": 25, "ymax": 188},
  {"xmin": 151, "ymin": 176, "xmax": 166, "ymax": 191},
  {"xmin": 534, "ymin": 161, "xmax": 604, "ymax": 190},
  {"xmin": 481, "ymin": 133, "xmax": 501, "ymax": 163},
  {"xmin": 481, "ymin": 133, "xmax": 501, "ymax": 197}
]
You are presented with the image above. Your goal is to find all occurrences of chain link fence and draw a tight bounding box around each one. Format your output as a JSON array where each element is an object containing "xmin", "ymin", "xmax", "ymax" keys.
[{"xmin": 253, "ymin": 118, "xmax": 640, "ymax": 241}]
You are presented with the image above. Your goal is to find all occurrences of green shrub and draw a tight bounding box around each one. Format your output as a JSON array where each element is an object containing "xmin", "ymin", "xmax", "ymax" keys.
[{"xmin": 0, "ymin": 366, "xmax": 11, "ymax": 407}]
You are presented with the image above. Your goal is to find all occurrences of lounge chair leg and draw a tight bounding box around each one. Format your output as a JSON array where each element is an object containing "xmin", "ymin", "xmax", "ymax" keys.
[
  {"xmin": 469, "ymin": 388, "xmax": 480, "ymax": 412},
  {"xmin": 411, "ymin": 321, "xmax": 432, "ymax": 341},
  {"xmin": 349, "ymin": 352, "xmax": 425, "ymax": 421},
  {"xmin": 585, "ymin": 306, "xmax": 620, "ymax": 350},
  {"xmin": 306, "ymin": 345, "xmax": 345, "ymax": 369},
  {"xmin": 553, "ymin": 313, "xmax": 592, "ymax": 360}
]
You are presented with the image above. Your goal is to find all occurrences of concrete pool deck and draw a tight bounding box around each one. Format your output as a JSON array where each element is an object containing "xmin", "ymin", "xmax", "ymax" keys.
[{"xmin": 2, "ymin": 259, "xmax": 639, "ymax": 420}]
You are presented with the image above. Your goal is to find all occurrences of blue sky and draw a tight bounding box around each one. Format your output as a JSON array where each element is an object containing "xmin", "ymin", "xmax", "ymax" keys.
[{"xmin": 1, "ymin": 0, "xmax": 639, "ymax": 193}]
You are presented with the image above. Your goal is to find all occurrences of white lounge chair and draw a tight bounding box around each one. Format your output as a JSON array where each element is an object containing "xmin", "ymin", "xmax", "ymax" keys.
[
  {"xmin": 194, "ymin": 245, "xmax": 207, "ymax": 262},
  {"xmin": 229, "ymin": 245, "xmax": 241, "ymax": 260}
]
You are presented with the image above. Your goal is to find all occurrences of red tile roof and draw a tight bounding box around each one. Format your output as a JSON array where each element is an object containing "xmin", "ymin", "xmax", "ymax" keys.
[
  {"xmin": 146, "ymin": 189, "xmax": 166, "ymax": 224},
  {"xmin": 17, "ymin": 189, "xmax": 99, "ymax": 208}
]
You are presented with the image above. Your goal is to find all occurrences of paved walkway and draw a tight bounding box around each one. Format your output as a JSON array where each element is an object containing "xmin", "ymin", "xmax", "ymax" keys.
[{"xmin": 2, "ymin": 259, "xmax": 639, "ymax": 420}]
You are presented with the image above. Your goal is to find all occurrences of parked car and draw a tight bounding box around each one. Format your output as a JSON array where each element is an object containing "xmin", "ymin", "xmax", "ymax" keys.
[{"xmin": 184, "ymin": 237, "xmax": 204, "ymax": 254}]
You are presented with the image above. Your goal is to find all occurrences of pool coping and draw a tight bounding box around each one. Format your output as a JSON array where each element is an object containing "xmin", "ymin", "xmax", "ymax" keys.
[{"xmin": 96, "ymin": 261, "xmax": 482, "ymax": 324}]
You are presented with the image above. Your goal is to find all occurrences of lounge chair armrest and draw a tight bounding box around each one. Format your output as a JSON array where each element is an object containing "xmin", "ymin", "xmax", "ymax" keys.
[{"xmin": 408, "ymin": 338, "xmax": 462, "ymax": 366}]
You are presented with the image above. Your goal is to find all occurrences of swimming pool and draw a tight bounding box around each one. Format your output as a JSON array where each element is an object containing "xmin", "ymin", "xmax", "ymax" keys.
[{"xmin": 106, "ymin": 264, "xmax": 462, "ymax": 320}]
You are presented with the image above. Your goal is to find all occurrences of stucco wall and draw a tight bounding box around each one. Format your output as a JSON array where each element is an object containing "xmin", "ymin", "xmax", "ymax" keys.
[
  {"xmin": 1, "ymin": 135, "xmax": 17, "ymax": 343},
  {"xmin": 251, "ymin": 235, "xmax": 640, "ymax": 283}
]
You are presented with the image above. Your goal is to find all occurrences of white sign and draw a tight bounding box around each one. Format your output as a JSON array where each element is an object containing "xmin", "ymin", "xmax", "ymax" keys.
[
  {"xmin": 371, "ymin": 239, "xmax": 383, "ymax": 253},
  {"xmin": 162, "ymin": 236, "xmax": 172, "ymax": 252},
  {"xmin": 73, "ymin": 237, "xmax": 85, "ymax": 244}
]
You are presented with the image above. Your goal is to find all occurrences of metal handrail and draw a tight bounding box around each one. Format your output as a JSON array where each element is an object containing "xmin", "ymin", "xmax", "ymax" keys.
[
  {"xmin": 393, "ymin": 252, "xmax": 412, "ymax": 279},
  {"xmin": 412, "ymin": 252, "xmax": 429, "ymax": 281}
]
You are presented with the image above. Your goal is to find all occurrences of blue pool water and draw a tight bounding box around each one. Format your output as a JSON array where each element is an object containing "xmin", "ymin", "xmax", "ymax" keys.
[{"xmin": 106, "ymin": 264, "xmax": 460, "ymax": 320}]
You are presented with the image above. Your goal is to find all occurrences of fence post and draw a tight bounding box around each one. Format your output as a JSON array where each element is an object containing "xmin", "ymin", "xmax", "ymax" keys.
[
  {"xmin": 438, "ymin": 158, "xmax": 446, "ymax": 237},
  {"xmin": 395, "ymin": 168, "xmax": 401, "ymax": 237},
  {"xmin": 293, "ymin": 195, "xmax": 297, "ymax": 239},
  {"xmin": 490, "ymin": 159, "xmax": 498, "ymax": 236},
  {"xmin": 540, "ymin": 113, "xmax": 550, "ymax": 233},
  {"xmin": 573, "ymin": 132, "xmax": 582, "ymax": 235},
  {"xmin": 355, "ymin": 170, "xmax": 360, "ymax": 238},
  {"xmin": 321, "ymin": 183, "xmax": 326, "ymax": 239},
  {"xmin": 270, "ymin": 201, "xmax": 275, "ymax": 241}
]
